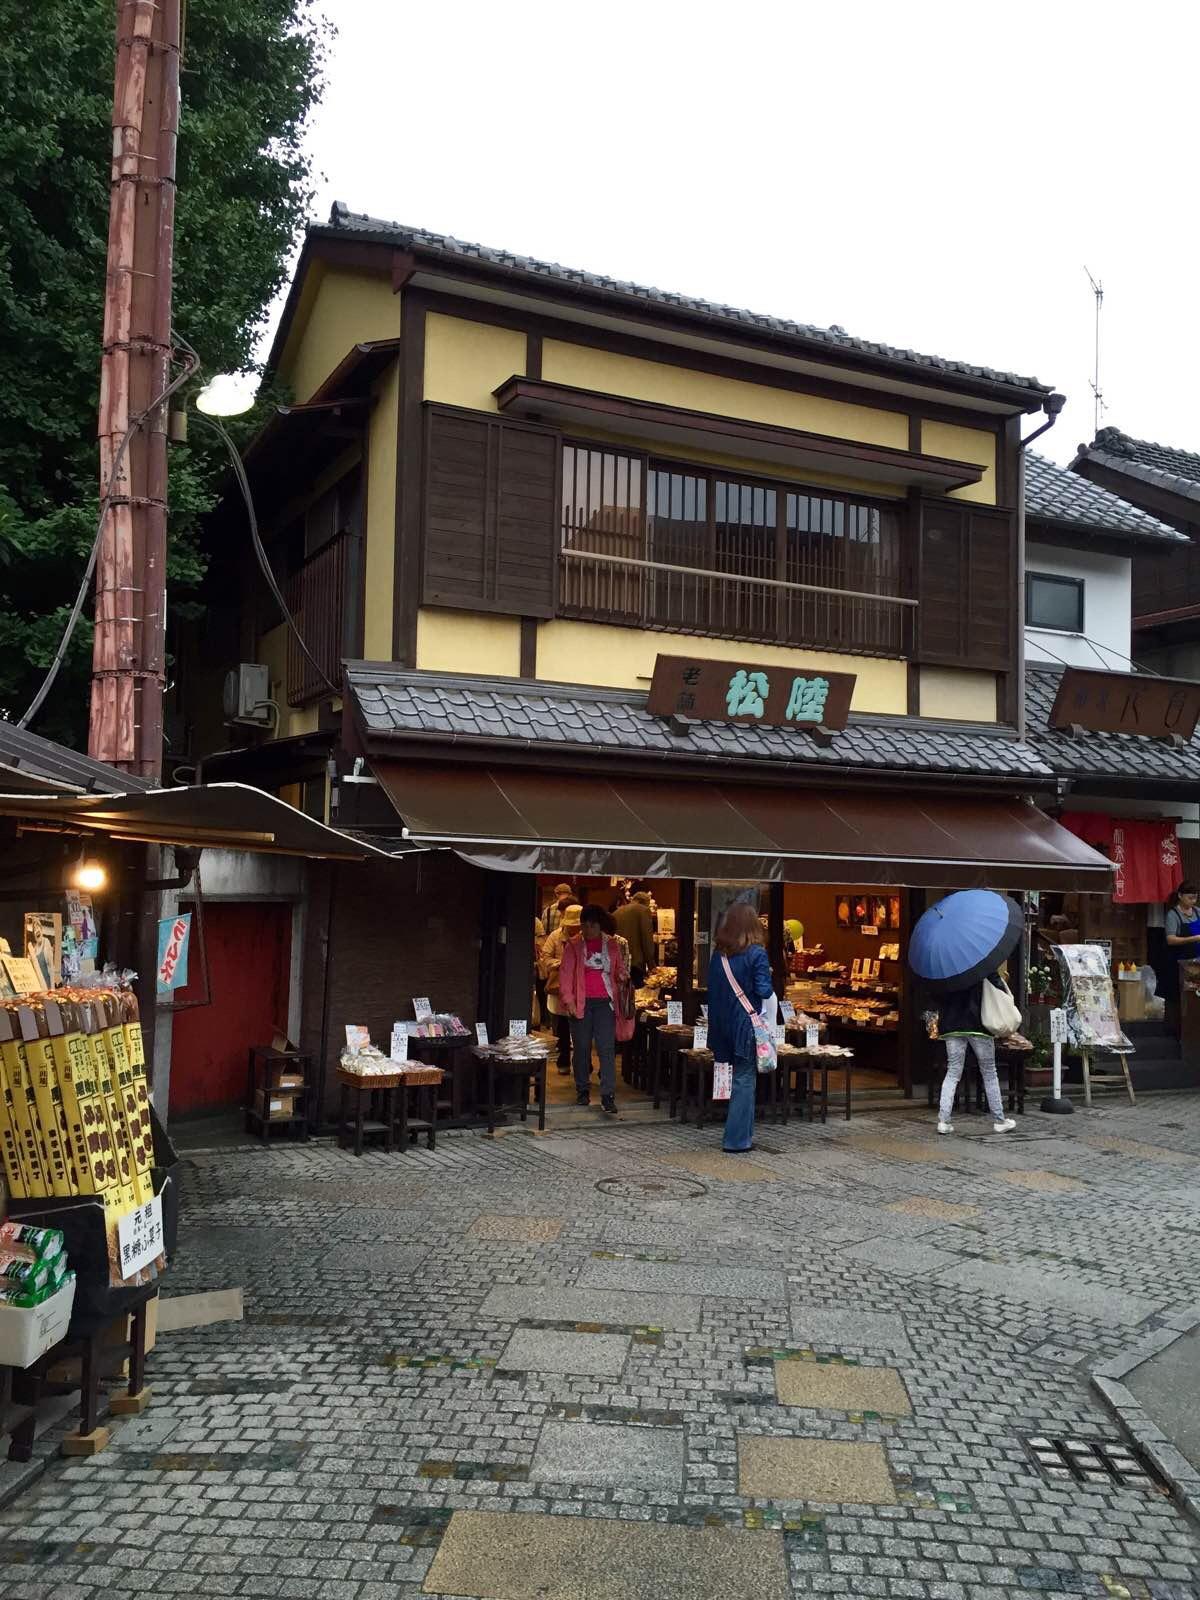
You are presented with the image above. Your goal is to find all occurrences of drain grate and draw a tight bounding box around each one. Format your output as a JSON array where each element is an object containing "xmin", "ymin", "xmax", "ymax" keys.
[
  {"xmin": 1025, "ymin": 1435, "xmax": 1164, "ymax": 1492},
  {"xmin": 596, "ymin": 1175, "xmax": 707, "ymax": 1199}
]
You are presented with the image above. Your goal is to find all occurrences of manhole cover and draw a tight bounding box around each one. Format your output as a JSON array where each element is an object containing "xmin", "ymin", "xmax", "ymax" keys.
[{"xmin": 595, "ymin": 1176, "xmax": 707, "ymax": 1200}]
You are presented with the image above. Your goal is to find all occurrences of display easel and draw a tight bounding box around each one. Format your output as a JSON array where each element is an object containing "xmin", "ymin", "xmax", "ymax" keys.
[{"xmin": 1052, "ymin": 944, "xmax": 1136, "ymax": 1105}]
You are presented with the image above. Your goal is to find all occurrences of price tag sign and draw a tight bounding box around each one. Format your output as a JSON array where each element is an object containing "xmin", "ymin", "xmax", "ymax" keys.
[
  {"xmin": 805, "ymin": 1023, "xmax": 819, "ymax": 1051},
  {"xmin": 345, "ymin": 1024, "xmax": 370, "ymax": 1052},
  {"xmin": 666, "ymin": 1001, "xmax": 683, "ymax": 1026},
  {"xmin": 390, "ymin": 1029, "xmax": 409, "ymax": 1063},
  {"xmin": 692, "ymin": 1024, "xmax": 708, "ymax": 1050},
  {"xmin": 1049, "ymin": 1008, "xmax": 1067, "ymax": 1044},
  {"xmin": 412, "ymin": 997, "xmax": 433, "ymax": 1021},
  {"xmin": 712, "ymin": 1061, "xmax": 732, "ymax": 1099},
  {"xmin": 475, "ymin": 1022, "xmax": 489, "ymax": 1046},
  {"xmin": 773, "ymin": 1025, "xmax": 786, "ymax": 1044},
  {"xmin": 780, "ymin": 1001, "xmax": 796, "ymax": 1022},
  {"xmin": 509, "ymin": 1020, "xmax": 528, "ymax": 1039},
  {"xmin": 117, "ymin": 1194, "xmax": 165, "ymax": 1280},
  {"xmin": 700, "ymin": 1004, "xmax": 709, "ymax": 1019}
]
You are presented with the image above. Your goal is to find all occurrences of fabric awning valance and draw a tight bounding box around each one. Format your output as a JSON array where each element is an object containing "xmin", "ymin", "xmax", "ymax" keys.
[{"xmin": 371, "ymin": 762, "xmax": 1113, "ymax": 890}]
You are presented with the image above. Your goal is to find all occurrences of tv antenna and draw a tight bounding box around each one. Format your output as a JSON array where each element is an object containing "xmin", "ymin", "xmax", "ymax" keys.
[{"xmin": 1084, "ymin": 266, "xmax": 1105, "ymax": 436}]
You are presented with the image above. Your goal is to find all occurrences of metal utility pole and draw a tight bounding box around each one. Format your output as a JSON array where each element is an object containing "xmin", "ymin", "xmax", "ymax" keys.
[
  {"xmin": 89, "ymin": 0, "xmax": 182, "ymax": 781},
  {"xmin": 1085, "ymin": 266, "xmax": 1105, "ymax": 439}
]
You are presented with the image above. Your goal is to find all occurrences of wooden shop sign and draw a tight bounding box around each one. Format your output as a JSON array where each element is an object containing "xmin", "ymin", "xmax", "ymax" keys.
[
  {"xmin": 647, "ymin": 654, "xmax": 856, "ymax": 732},
  {"xmin": 1048, "ymin": 667, "xmax": 1200, "ymax": 740}
]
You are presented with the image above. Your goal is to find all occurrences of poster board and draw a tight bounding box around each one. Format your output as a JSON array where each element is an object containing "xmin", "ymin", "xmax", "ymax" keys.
[{"xmin": 1052, "ymin": 943, "xmax": 1132, "ymax": 1052}]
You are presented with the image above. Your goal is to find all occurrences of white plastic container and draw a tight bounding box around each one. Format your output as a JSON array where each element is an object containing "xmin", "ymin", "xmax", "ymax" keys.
[{"xmin": 0, "ymin": 1275, "xmax": 76, "ymax": 1368}]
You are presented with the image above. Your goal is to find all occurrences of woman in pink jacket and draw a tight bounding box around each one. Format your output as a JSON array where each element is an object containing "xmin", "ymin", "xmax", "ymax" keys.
[{"xmin": 560, "ymin": 904, "xmax": 633, "ymax": 1115}]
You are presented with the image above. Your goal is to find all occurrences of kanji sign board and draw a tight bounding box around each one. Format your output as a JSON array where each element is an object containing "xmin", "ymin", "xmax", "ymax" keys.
[{"xmin": 647, "ymin": 654, "xmax": 856, "ymax": 731}]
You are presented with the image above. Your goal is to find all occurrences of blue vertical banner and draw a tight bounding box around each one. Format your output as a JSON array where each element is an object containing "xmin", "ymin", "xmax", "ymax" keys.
[{"xmin": 156, "ymin": 914, "xmax": 191, "ymax": 994}]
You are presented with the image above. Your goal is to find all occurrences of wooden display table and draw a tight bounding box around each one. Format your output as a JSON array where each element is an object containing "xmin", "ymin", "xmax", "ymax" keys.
[
  {"xmin": 471, "ymin": 1048, "xmax": 547, "ymax": 1136},
  {"xmin": 337, "ymin": 1065, "xmax": 443, "ymax": 1156},
  {"xmin": 245, "ymin": 1046, "xmax": 312, "ymax": 1143}
]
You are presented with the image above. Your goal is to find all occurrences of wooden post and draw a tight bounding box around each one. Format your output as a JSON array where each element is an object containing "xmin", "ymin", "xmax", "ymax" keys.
[
  {"xmin": 89, "ymin": 0, "xmax": 181, "ymax": 779},
  {"xmin": 677, "ymin": 879, "xmax": 696, "ymax": 1020},
  {"xmin": 768, "ymin": 882, "xmax": 786, "ymax": 999}
]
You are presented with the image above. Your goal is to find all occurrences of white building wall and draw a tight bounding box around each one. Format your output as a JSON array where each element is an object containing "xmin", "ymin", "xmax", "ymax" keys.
[{"xmin": 1024, "ymin": 541, "xmax": 1132, "ymax": 670}]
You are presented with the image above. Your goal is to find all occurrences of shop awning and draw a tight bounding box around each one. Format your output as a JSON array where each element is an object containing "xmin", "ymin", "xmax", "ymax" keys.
[
  {"xmin": 0, "ymin": 782, "xmax": 394, "ymax": 859},
  {"xmin": 371, "ymin": 762, "xmax": 1114, "ymax": 890}
]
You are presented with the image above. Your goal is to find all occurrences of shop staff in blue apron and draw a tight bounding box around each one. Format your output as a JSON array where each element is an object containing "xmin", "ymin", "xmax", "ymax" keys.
[{"xmin": 1164, "ymin": 881, "xmax": 1200, "ymax": 1032}]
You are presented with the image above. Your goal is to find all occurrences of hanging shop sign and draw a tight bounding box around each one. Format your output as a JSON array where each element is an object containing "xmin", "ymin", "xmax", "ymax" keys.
[
  {"xmin": 156, "ymin": 914, "xmax": 191, "ymax": 994},
  {"xmin": 647, "ymin": 654, "xmax": 856, "ymax": 731},
  {"xmin": 1048, "ymin": 667, "xmax": 1200, "ymax": 740}
]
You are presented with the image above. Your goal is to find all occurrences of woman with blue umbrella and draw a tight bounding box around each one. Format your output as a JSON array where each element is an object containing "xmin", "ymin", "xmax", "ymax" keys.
[{"xmin": 909, "ymin": 890, "xmax": 1022, "ymax": 1137}]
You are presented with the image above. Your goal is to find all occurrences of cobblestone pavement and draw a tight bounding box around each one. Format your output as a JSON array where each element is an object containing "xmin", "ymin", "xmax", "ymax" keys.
[{"xmin": 4, "ymin": 1095, "xmax": 1200, "ymax": 1598}]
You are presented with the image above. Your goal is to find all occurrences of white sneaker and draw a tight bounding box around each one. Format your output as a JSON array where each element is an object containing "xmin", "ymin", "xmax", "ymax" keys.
[
  {"xmin": 937, "ymin": 1120, "xmax": 953, "ymax": 1135},
  {"xmin": 993, "ymin": 1117, "xmax": 1017, "ymax": 1133}
]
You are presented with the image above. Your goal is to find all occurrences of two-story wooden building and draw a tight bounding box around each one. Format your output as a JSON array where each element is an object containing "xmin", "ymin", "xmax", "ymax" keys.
[{"xmin": 180, "ymin": 204, "xmax": 1112, "ymax": 1115}]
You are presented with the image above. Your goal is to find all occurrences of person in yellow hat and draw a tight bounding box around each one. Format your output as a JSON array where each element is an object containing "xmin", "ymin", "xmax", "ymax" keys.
[{"xmin": 539, "ymin": 902, "xmax": 582, "ymax": 1074}]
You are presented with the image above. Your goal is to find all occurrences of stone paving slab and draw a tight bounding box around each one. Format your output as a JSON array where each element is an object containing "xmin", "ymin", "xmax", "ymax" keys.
[
  {"xmin": 887, "ymin": 1194, "xmax": 979, "ymax": 1221},
  {"xmin": 480, "ymin": 1282, "xmax": 702, "ymax": 1331},
  {"xmin": 789, "ymin": 1305, "xmax": 912, "ymax": 1352},
  {"xmin": 659, "ymin": 1152, "xmax": 781, "ymax": 1183},
  {"xmin": 496, "ymin": 1327, "xmax": 631, "ymax": 1376},
  {"xmin": 934, "ymin": 1256, "xmax": 1162, "ymax": 1323},
  {"xmin": 467, "ymin": 1213, "xmax": 564, "ymax": 1242},
  {"xmin": 774, "ymin": 1359, "xmax": 912, "ymax": 1414},
  {"xmin": 737, "ymin": 1434, "xmax": 897, "ymax": 1503},
  {"xmin": 839, "ymin": 1236, "xmax": 968, "ymax": 1277},
  {"xmin": 578, "ymin": 1257, "xmax": 786, "ymax": 1300},
  {"xmin": 424, "ymin": 1508, "xmax": 791, "ymax": 1599},
  {"xmin": 531, "ymin": 1419, "xmax": 685, "ymax": 1488},
  {"xmin": 1000, "ymin": 1167, "xmax": 1087, "ymax": 1193}
]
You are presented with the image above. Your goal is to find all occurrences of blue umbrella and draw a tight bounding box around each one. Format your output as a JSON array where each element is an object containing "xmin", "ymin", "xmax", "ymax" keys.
[{"xmin": 908, "ymin": 890, "xmax": 1023, "ymax": 994}]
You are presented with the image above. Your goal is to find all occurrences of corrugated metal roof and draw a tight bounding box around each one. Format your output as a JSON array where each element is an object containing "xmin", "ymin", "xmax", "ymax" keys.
[{"xmin": 0, "ymin": 720, "xmax": 153, "ymax": 795}]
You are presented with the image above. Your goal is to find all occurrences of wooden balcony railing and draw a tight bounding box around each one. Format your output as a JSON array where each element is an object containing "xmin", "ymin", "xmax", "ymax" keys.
[
  {"xmin": 284, "ymin": 532, "xmax": 356, "ymax": 706},
  {"xmin": 559, "ymin": 547, "xmax": 916, "ymax": 657}
]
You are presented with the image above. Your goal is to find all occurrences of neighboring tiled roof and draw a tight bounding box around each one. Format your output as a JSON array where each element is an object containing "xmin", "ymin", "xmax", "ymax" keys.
[
  {"xmin": 1075, "ymin": 428, "xmax": 1200, "ymax": 507},
  {"xmin": 0, "ymin": 719, "xmax": 151, "ymax": 795},
  {"xmin": 346, "ymin": 664, "xmax": 1057, "ymax": 784},
  {"xmin": 1024, "ymin": 665, "xmax": 1200, "ymax": 785},
  {"xmin": 319, "ymin": 203, "xmax": 1052, "ymax": 400},
  {"xmin": 1024, "ymin": 452, "xmax": 1185, "ymax": 545}
]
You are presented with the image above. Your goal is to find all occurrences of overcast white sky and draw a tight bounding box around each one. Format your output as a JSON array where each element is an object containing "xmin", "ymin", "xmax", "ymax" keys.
[{"xmin": 279, "ymin": 0, "xmax": 1199, "ymax": 465}]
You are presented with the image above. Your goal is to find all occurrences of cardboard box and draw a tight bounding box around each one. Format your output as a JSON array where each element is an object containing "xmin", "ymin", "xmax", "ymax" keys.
[
  {"xmin": 1117, "ymin": 975, "xmax": 1147, "ymax": 1023},
  {"xmin": 257, "ymin": 1092, "xmax": 295, "ymax": 1120},
  {"xmin": 0, "ymin": 1274, "xmax": 75, "ymax": 1368},
  {"xmin": 274, "ymin": 1072, "xmax": 305, "ymax": 1092}
]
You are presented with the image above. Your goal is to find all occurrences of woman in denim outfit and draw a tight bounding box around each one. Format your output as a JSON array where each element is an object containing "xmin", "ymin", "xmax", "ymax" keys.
[{"xmin": 706, "ymin": 902, "xmax": 775, "ymax": 1153}]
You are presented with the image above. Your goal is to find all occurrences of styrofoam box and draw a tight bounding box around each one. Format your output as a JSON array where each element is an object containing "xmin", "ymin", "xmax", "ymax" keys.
[{"xmin": 0, "ymin": 1275, "xmax": 76, "ymax": 1368}]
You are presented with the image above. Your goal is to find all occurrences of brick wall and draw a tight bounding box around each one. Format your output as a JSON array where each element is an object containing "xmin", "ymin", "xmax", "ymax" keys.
[{"xmin": 302, "ymin": 851, "xmax": 485, "ymax": 1118}]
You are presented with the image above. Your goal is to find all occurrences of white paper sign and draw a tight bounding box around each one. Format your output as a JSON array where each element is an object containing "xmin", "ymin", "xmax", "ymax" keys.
[
  {"xmin": 117, "ymin": 1194, "xmax": 165, "ymax": 1280},
  {"xmin": 712, "ymin": 1061, "xmax": 732, "ymax": 1099},
  {"xmin": 666, "ymin": 1001, "xmax": 683, "ymax": 1026},
  {"xmin": 692, "ymin": 1024, "xmax": 708, "ymax": 1050},
  {"xmin": 773, "ymin": 1025, "xmax": 786, "ymax": 1044},
  {"xmin": 475, "ymin": 1022, "xmax": 489, "ymax": 1045},
  {"xmin": 509, "ymin": 1020, "xmax": 528, "ymax": 1039},
  {"xmin": 412, "ymin": 997, "xmax": 433, "ymax": 1021},
  {"xmin": 1049, "ymin": 1008, "xmax": 1067, "ymax": 1044},
  {"xmin": 390, "ymin": 1029, "xmax": 409, "ymax": 1063},
  {"xmin": 781, "ymin": 1001, "xmax": 796, "ymax": 1022},
  {"xmin": 805, "ymin": 1023, "xmax": 819, "ymax": 1050},
  {"xmin": 700, "ymin": 1004, "xmax": 709, "ymax": 1019}
]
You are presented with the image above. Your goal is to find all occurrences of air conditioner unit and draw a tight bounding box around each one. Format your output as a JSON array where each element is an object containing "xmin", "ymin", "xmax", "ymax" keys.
[{"xmin": 222, "ymin": 663, "xmax": 272, "ymax": 727}]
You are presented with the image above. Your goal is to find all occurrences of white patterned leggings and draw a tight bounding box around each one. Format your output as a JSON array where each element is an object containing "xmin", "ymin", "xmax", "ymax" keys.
[{"xmin": 940, "ymin": 1035, "xmax": 1004, "ymax": 1123}]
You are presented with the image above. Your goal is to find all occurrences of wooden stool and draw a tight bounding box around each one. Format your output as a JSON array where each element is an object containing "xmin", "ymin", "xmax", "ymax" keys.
[
  {"xmin": 1080, "ymin": 1049, "xmax": 1136, "ymax": 1106},
  {"xmin": 336, "ymin": 1071, "xmax": 397, "ymax": 1156}
]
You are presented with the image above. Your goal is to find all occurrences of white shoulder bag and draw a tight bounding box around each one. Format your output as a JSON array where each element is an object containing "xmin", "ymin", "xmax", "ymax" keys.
[{"xmin": 979, "ymin": 977, "xmax": 1022, "ymax": 1038}]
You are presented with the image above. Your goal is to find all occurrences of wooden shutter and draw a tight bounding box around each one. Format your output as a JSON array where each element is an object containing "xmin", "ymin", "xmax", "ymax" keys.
[
  {"xmin": 422, "ymin": 407, "xmax": 559, "ymax": 617},
  {"xmin": 915, "ymin": 501, "xmax": 1016, "ymax": 672}
]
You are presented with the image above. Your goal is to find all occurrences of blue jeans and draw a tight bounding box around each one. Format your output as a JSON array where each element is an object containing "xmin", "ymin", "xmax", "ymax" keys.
[
  {"xmin": 571, "ymin": 999, "xmax": 617, "ymax": 1097},
  {"xmin": 722, "ymin": 1051, "xmax": 757, "ymax": 1151}
]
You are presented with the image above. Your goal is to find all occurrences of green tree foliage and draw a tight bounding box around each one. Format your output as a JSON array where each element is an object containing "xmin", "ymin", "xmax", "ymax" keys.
[{"xmin": 0, "ymin": 1, "xmax": 327, "ymax": 742}]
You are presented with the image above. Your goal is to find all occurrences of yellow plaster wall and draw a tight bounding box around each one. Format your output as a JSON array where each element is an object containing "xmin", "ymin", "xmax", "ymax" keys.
[
  {"xmin": 919, "ymin": 666, "xmax": 998, "ymax": 722},
  {"xmin": 278, "ymin": 265, "xmax": 399, "ymax": 404},
  {"xmin": 416, "ymin": 608, "xmax": 523, "ymax": 676},
  {"xmin": 364, "ymin": 361, "xmax": 399, "ymax": 659},
  {"xmin": 536, "ymin": 620, "xmax": 906, "ymax": 714},
  {"xmin": 423, "ymin": 314, "xmax": 528, "ymax": 411},
  {"xmin": 920, "ymin": 420, "xmax": 997, "ymax": 505},
  {"xmin": 543, "ymin": 341, "xmax": 909, "ymax": 450},
  {"xmin": 256, "ymin": 624, "xmax": 321, "ymax": 738}
]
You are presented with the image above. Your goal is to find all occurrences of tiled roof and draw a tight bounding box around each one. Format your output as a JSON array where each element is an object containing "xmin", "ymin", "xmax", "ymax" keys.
[
  {"xmin": 320, "ymin": 203, "xmax": 1052, "ymax": 400},
  {"xmin": 1024, "ymin": 452, "xmax": 1185, "ymax": 545},
  {"xmin": 1024, "ymin": 665, "xmax": 1200, "ymax": 785},
  {"xmin": 346, "ymin": 664, "xmax": 1057, "ymax": 784},
  {"xmin": 0, "ymin": 719, "xmax": 151, "ymax": 795},
  {"xmin": 1075, "ymin": 428, "xmax": 1200, "ymax": 507}
]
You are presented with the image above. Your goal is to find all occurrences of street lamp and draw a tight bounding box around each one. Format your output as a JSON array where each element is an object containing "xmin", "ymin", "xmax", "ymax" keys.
[{"xmin": 195, "ymin": 373, "xmax": 257, "ymax": 417}]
